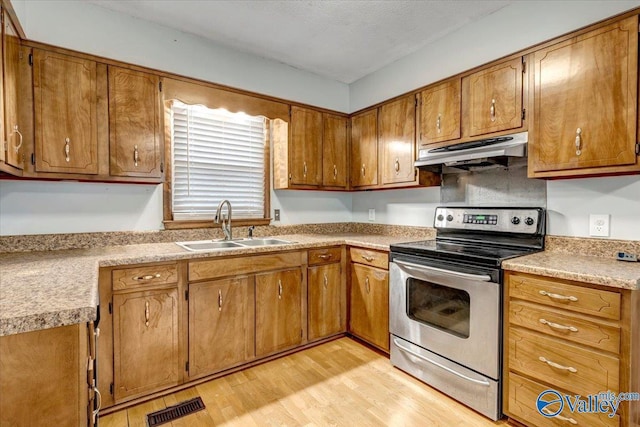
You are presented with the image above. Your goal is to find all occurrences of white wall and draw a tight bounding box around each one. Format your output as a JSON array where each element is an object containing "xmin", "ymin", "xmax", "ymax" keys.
[
  {"xmin": 14, "ymin": 0, "xmax": 349, "ymax": 112},
  {"xmin": 350, "ymin": 1, "xmax": 640, "ymax": 111},
  {"xmin": 272, "ymin": 190, "xmax": 352, "ymax": 225},
  {"xmin": 351, "ymin": 188, "xmax": 440, "ymax": 227}
]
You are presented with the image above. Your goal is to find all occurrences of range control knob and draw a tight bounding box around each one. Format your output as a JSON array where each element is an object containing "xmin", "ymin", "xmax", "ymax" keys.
[
  {"xmin": 446, "ymin": 215, "xmax": 454, "ymax": 222},
  {"xmin": 525, "ymin": 217, "xmax": 535, "ymax": 226},
  {"xmin": 511, "ymin": 217, "xmax": 521, "ymax": 225},
  {"xmin": 437, "ymin": 214, "xmax": 444, "ymax": 221}
]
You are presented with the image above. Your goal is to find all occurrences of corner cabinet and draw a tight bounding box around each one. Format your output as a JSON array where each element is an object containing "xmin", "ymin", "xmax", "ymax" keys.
[
  {"xmin": 108, "ymin": 66, "xmax": 163, "ymax": 179},
  {"xmin": 529, "ymin": 16, "xmax": 639, "ymax": 178},
  {"xmin": 32, "ymin": 49, "xmax": 99, "ymax": 174}
]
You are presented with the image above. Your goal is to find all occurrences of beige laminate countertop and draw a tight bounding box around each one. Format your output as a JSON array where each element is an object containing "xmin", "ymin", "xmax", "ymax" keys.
[
  {"xmin": 0, "ymin": 234, "xmax": 409, "ymax": 337},
  {"xmin": 503, "ymin": 251, "xmax": 640, "ymax": 290}
]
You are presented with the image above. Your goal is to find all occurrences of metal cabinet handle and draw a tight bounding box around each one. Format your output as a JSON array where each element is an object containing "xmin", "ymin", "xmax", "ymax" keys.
[
  {"xmin": 303, "ymin": 161, "xmax": 307, "ymax": 177},
  {"xmin": 64, "ymin": 138, "xmax": 71, "ymax": 162},
  {"xmin": 365, "ymin": 276, "xmax": 370, "ymax": 293},
  {"xmin": 362, "ymin": 254, "xmax": 374, "ymax": 262},
  {"xmin": 333, "ymin": 164, "xmax": 338, "ymax": 179},
  {"xmin": 540, "ymin": 318, "xmax": 578, "ymax": 333},
  {"xmin": 394, "ymin": 158, "xmax": 400, "ymax": 174},
  {"xmin": 134, "ymin": 273, "xmax": 161, "ymax": 281},
  {"xmin": 323, "ymin": 273, "xmax": 328, "ymax": 289},
  {"xmin": 318, "ymin": 254, "xmax": 333, "ymax": 260},
  {"xmin": 541, "ymin": 408, "xmax": 577, "ymax": 425},
  {"xmin": 218, "ymin": 289, "xmax": 223, "ymax": 312},
  {"xmin": 144, "ymin": 301, "xmax": 150, "ymax": 327},
  {"xmin": 361, "ymin": 164, "xmax": 366, "ymax": 177},
  {"xmin": 575, "ymin": 128, "xmax": 582, "ymax": 156},
  {"xmin": 278, "ymin": 279, "xmax": 282, "ymax": 299},
  {"xmin": 11, "ymin": 125, "xmax": 22, "ymax": 153},
  {"xmin": 134, "ymin": 145, "xmax": 139, "ymax": 167},
  {"xmin": 539, "ymin": 356, "xmax": 577, "ymax": 373},
  {"xmin": 93, "ymin": 386, "xmax": 102, "ymax": 421},
  {"xmin": 490, "ymin": 99, "xmax": 496, "ymax": 122},
  {"xmin": 436, "ymin": 114, "xmax": 441, "ymax": 133},
  {"xmin": 539, "ymin": 290, "xmax": 578, "ymax": 302}
]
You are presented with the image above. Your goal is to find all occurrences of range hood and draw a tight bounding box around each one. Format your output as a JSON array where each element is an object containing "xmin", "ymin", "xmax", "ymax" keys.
[{"xmin": 415, "ymin": 131, "xmax": 528, "ymax": 169}]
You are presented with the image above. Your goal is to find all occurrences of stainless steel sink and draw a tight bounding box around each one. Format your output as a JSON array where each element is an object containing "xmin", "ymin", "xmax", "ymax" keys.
[
  {"xmin": 176, "ymin": 240, "xmax": 244, "ymax": 251},
  {"xmin": 176, "ymin": 238, "xmax": 292, "ymax": 251},
  {"xmin": 236, "ymin": 238, "xmax": 292, "ymax": 247}
]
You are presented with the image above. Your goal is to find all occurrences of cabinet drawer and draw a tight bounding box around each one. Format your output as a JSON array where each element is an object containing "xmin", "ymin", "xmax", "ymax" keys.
[
  {"xmin": 189, "ymin": 252, "xmax": 303, "ymax": 281},
  {"xmin": 112, "ymin": 263, "xmax": 178, "ymax": 291},
  {"xmin": 508, "ymin": 373, "xmax": 619, "ymax": 427},
  {"xmin": 350, "ymin": 247, "xmax": 388, "ymax": 270},
  {"xmin": 308, "ymin": 247, "xmax": 342, "ymax": 265},
  {"xmin": 509, "ymin": 327, "xmax": 619, "ymax": 396},
  {"xmin": 508, "ymin": 272, "xmax": 620, "ymax": 320},
  {"xmin": 509, "ymin": 300, "xmax": 620, "ymax": 354}
]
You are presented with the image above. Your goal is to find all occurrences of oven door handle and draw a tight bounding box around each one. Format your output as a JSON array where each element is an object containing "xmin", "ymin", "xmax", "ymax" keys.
[
  {"xmin": 393, "ymin": 338, "xmax": 491, "ymax": 387},
  {"xmin": 393, "ymin": 259, "xmax": 492, "ymax": 282}
]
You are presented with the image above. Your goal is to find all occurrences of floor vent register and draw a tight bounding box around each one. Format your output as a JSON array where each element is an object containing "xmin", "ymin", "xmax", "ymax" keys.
[{"xmin": 146, "ymin": 397, "xmax": 206, "ymax": 426}]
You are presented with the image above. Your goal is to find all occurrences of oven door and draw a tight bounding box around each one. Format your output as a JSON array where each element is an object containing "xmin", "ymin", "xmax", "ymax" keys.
[{"xmin": 389, "ymin": 257, "xmax": 501, "ymax": 380}]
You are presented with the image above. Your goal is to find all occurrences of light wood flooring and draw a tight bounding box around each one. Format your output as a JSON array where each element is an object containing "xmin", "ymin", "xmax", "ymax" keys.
[{"xmin": 100, "ymin": 337, "xmax": 507, "ymax": 427}]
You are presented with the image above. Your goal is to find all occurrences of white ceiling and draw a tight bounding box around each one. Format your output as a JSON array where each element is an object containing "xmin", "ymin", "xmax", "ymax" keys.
[{"xmin": 85, "ymin": 0, "xmax": 512, "ymax": 84}]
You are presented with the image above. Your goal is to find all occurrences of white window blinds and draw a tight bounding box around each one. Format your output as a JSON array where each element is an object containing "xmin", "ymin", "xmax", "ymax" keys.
[{"xmin": 171, "ymin": 101, "xmax": 267, "ymax": 220}]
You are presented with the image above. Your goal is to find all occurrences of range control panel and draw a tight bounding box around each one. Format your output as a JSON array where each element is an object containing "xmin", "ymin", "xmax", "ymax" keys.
[{"xmin": 434, "ymin": 207, "xmax": 543, "ymax": 234}]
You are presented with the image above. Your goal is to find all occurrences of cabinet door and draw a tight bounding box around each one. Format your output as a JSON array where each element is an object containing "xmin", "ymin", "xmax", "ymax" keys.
[
  {"xmin": 113, "ymin": 288, "xmax": 180, "ymax": 401},
  {"xmin": 308, "ymin": 263, "xmax": 344, "ymax": 340},
  {"xmin": 255, "ymin": 268, "xmax": 302, "ymax": 356},
  {"xmin": 380, "ymin": 95, "xmax": 416, "ymax": 185},
  {"xmin": 350, "ymin": 109, "xmax": 378, "ymax": 187},
  {"xmin": 349, "ymin": 263, "xmax": 389, "ymax": 351},
  {"xmin": 462, "ymin": 57, "xmax": 523, "ymax": 137},
  {"xmin": 531, "ymin": 16, "xmax": 638, "ymax": 174},
  {"xmin": 109, "ymin": 66, "xmax": 162, "ymax": 178},
  {"xmin": 418, "ymin": 78, "xmax": 461, "ymax": 145},
  {"xmin": 322, "ymin": 113, "xmax": 348, "ymax": 188},
  {"xmin": 3, "ymin": 10, "xmax": 22, "ymax": 169},
  {"xmin": 290, "ymin": 106, "xmax": 322, "ymax": 186},
  {"xmin": 188, "ymin": 277, "xmax": 254, "ymax": 378},
  {"xmin": 33, "ymin": 49, "xmax": 98, "ymax": 174}
]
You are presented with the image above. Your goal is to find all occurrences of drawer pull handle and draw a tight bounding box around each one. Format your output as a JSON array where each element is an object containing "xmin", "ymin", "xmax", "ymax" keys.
[
  {"xmin": 218, "ymin": 289, "xmax": 223, "ymax": 312},
  {"xmin": 490, "ymin": 99, "xmax": 496, "ymax": 122},
  {"xmin": 333, "ymin": 164, "xmax": 338, "ymax": 179},
  {"xmin": 278, "ymin": 279, "xmax": 282, "ymax": 299},
  {"xmin": 541, "ymin": 407, "xmax": 578, "ymax": 425},
  {"xmin": 575, "ymin": 127, "xmax": 582, "ymax": 156},
  {"xmin": 144, "ymin": 301, "xmax": 150, "ymax": 327},
  {"xmin": 394, "ymin": 158, "xmax": 400, "ymax": 174},
  {"xmin": 323, "ymin": 273, "xmax": 328, "ymax": 290},
  {"xmin": 318, "ymin": 254, "xmax": 333, "ymax": 260},
  {"xmin": 539, "ymin": 290, "xmax": 578, "ymax": 302},
  {"xmin": 64, "ymin": 137, "xmax": 71, "ymax": 162},
  {"xmin": 134, "ymin": 273, "xmax": 161, "ymax": 281},
  {"xmin": 365, "ymin": 276, "xmax": 370, "ymax": 294},
  {"xmin": 11, "ymin": 125, "xmax": 23, "ymax": 153},
  {"xmin": 539, "ymin": 356, "xmax": 577, "ymax": 373},
  {"xmin": 134, "ymin": 145, "xmax": 139, "ymax": 167},
  {"xmin": 362, "ymin": 255, "xmax": 374, "ymax": 262},
  {"xmin": 539, "ymin": 318, "xmax": 578, "ymax": 333},
  {"xmin": 436, "ymin": 114, "xmax": 441, "ymax": 133},
  {"xmin": 303, "ymin": 161, "xmax": 307, "ymax": 177}
]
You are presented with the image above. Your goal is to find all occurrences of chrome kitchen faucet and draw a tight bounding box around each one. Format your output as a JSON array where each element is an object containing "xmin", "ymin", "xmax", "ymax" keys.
[{"xmin": 215, "ymin": 200, "xmax": 232, "ymax": 240}]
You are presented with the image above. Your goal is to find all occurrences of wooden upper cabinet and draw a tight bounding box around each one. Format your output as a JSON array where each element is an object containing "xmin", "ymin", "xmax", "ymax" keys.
[
  {"xmin": 2, "ymin": 9, "xmax": 22, "ymax": 170},
  {"xmin": 530, "ymin": 16, "xmax": 639, "ymax": 177},
  {"xmin": 290, "ymin": 106, "xmax": 322, "ymax": 186},
  {"xmin": 462, "ymin": 57, "xmax": 523, "ymax": 138},
  {"xmin": 418, "ymin": 78, "xmax": 461, "ymax": 146},
  {"xmin": 350, "ymin": 109, "xmax": 378, "ymax": 188},
  {"xmin": 33, "ymin": 49, "xmax": 98, "ymax": 174},
  {"xmin": 379, "ymin": 95, "xmax": 416, "ymax": 185},
  {"xmin": 322, "ymin": 113, "xmax": 348, "ymax": 188},
  {"xmin": 109, "ymin": 66, "xmax": 162, "ymax": 178}
]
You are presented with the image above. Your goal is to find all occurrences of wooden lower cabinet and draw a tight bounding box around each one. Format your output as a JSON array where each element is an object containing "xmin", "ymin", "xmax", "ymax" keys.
[
  {"xmin": 349, "ymin": 262, "xmax": 389, "ymax": 352},
  {"xmin": 255, "ymin": 268, "xmax": 304, "ymax": 356},
  {"xmin": 0, "ymin": 323, "xmax": 93, "ymax": 426},
  {"xmin": 188, "ymin": 276, "xmax": 254, "ymax": 378},
  {"xmin": 308, "ymin": 262, "xmax": 344, "ymax": 341},
  {"xmin": 113, "ymin": 287, "xmax": 180, "ymax": 401},
  {"xmin": 504, "ymin": 271, "xmax": 639, "ymax": 427}
]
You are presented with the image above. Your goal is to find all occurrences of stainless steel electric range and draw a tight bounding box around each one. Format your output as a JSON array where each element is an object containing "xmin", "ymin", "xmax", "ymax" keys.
[{"xmin": 389, "ymin": 206, "xmax": 546, "ymax": 420}]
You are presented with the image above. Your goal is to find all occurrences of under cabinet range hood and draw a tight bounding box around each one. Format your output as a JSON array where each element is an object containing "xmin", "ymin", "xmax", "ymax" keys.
[{"xmin": 415, "ymin": 131, "xmax": 528, "ymax": 169}]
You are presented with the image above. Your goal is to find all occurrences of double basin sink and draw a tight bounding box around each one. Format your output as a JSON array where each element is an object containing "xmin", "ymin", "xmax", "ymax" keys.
[{"xmin": 176, "ymin": 238, "xmax": 293, "ymax": 252}]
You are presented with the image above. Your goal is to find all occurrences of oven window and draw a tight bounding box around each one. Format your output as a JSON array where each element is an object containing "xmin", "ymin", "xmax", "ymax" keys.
[{"xmin": 407, "ymin": 278, "xmax": 470, "ymax": 338}]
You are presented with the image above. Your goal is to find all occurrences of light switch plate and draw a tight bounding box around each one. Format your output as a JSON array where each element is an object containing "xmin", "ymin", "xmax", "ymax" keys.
[
  {"xmin": 589, "ymin": 214, "xmax": 610, "ymax": 237},
  {"xmin": 368, "ymin": 209, "xmax": 375, "ymax": 221}
]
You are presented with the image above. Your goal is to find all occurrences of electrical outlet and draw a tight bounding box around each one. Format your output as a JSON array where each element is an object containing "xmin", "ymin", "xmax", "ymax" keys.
[
  {"xmin": 589, "ymin": 214, "xmax": 610, "ymax": 237},
  {"xmin": 368, "ymin": 208, "xmax": 375, "ymax": 221},
  {"xmin": 274, "ymin": 209, "xmax": 280, "ymax": 221}
]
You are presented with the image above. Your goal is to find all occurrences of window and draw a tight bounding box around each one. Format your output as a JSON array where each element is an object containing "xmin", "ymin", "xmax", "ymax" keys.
[{"xmin": 170, "ymin": 101, "xmax": 268, "ymax": 221}]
